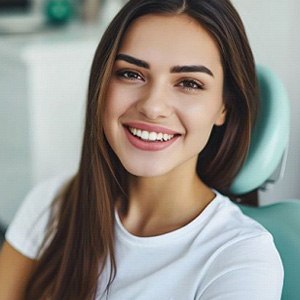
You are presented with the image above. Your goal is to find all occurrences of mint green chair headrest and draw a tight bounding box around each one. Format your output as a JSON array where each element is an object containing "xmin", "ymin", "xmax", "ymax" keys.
[
  {"xmin": 230, "ymin": 65, "xmax": 290, "ymax": 195},
  {"xmin": 238, "ymin": 201, "xmax": 300, "ymax": 300}
]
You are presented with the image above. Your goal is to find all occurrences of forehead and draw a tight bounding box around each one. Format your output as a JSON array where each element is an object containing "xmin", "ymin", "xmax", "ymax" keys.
[{"xmin": 118, "ymin": 14, "xmax": 222, "ymax": 75}]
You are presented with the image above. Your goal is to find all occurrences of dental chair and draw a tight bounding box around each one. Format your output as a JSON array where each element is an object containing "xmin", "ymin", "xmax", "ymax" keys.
[{"xmin": 231, "ymin": 65, "xmax": 299, "ymax": 300}]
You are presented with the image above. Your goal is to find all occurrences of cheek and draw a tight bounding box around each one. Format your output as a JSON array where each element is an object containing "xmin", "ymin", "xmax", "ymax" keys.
[
  {"xmin": 190, "ymin": 115, "xmax": 215, "ymax": 144},
  {"xmin": 103, "ymin": 85, "xmax": 120, "ymax": 141},
  {"xmin": 103, "ymin": 92, "xmax": 126, "ymax": 137},
  {"xmin": 105, "ymin": 84, "xmax": 123, "ymax": 118},
  {"xmin": 103, "ymin": 83, "xmax": 138, "ymax": 145},
  {"xmin": 105, "ymin": 82, "xmax": 138, "ymax": 119},
  {"xmin": 178, "ymin": 98, "xmax": 223, "ymax": 149},
  {"xmin": 180, "ymin": 99, "xmax": 222, "ymax": 130}
]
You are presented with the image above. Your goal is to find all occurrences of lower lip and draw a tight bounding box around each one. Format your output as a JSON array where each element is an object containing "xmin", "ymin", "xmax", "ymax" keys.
[{"xmin": 124, "ymin": 126, "xmax": 180, "ymax": 151}]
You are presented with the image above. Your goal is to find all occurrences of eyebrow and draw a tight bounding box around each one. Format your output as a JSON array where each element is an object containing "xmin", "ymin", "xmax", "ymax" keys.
[
  {"xmin": 115, "ymin": 53, "xmax": 214, "ymax": 77},
  {"xmin": 116, "ymin": 54, "xmax": 150, "ymax": 69},
  {"xmin": 171, "ymin": 65, "xmax": 214, "ymax": 77}
]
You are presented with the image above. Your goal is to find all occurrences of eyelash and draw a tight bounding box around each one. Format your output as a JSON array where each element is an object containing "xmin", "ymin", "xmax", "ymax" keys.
[
  {"xmin": 116, "ymin": 70, "xmax": 204, "ymax": 92},
  {"xmin": 177, "ymin": 79, "xmax": 204, "ymax": 92},
  {"xmin": 116, "ymin": 70, "xmax": 144, "ymax": 81}
]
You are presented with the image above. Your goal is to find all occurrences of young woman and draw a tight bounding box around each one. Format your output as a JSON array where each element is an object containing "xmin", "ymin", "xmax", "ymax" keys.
[{"xmin": 0, "ymin": 0, "xmax": 283, "ymax": 299}]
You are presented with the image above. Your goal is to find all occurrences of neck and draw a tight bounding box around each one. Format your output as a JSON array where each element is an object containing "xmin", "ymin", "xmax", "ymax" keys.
[{"xmin": 118, "ymin": 163, "xmax": 215, "ymax": 236}]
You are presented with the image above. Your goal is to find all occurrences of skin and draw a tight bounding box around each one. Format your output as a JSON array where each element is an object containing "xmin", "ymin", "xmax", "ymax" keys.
[
  {"xmin": 0, "ymin": 242, "xmax": 36, "ymax": 299},
  {"xmin": 104, "ymin": 14, "xmax": 226, "ymax": 237}
]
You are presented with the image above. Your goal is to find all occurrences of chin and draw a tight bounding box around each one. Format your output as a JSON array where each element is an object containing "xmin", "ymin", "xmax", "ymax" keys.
[{"xmin": 121, "ymin": 160, "xmax": 172, "ymax": 178}]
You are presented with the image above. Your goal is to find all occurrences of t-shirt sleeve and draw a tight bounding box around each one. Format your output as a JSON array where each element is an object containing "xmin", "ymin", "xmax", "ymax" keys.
[
  {"xmin": 196, "ymin": 233, "xmax": 284, "ymax": 300},
  {"xmin": 5, "ymin": 173, "xmax": 71, "ymax": 260}
]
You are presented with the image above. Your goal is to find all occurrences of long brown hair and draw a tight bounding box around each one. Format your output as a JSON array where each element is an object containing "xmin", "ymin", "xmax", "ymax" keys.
[{"xmin": 26, "ymin": 0, "xmax": 258, "ymax": 299}]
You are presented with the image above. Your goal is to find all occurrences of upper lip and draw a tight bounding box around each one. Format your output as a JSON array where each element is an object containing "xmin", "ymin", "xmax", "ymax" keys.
[{"xmin": 123, "ymin": 122, "xmax": 182, "ymax": 135}]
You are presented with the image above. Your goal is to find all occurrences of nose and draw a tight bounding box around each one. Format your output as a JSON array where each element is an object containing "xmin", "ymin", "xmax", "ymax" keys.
[{"xmin": 136, "ymin": 82, "xmax": 173, "ymax": 120}]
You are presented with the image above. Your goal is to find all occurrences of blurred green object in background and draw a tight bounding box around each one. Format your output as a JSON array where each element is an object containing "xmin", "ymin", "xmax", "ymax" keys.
[{"xmin": 45, "ymin": 0, "xmax": 73, "ymax": 25}]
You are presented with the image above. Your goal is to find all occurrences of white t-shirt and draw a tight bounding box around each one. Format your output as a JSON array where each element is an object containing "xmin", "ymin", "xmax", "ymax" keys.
[{"xmin": 5, "ymin": 174, "xmax": 284, "ymax": 299}]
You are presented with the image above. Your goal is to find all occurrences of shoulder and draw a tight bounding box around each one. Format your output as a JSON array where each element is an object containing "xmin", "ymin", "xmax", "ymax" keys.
[
  {"xmin": 197, "ymin": 232, "xmax": 284, "ymax": 299},
  {"xmin": 192, "ymin": 190, "xmax": 276, "ymax": 256},
  {"xmin": 5, "ymin": 172, "xmax": 74, "ymax": 259},
  {"xmin": 195, "ymin": 192, "xmax": 283, "ymax": 299},
  {"xmin": 204, "ymin": 191, "xmax": 273, "ymax": 243},
  {"xmin": 205, "ymin": 191, "xmax": 282, "ymax": 266}
]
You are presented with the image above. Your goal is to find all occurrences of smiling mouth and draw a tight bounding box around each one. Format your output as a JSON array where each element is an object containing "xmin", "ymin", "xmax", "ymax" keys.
[{"xmin": 126, "ymin": 126, "xmax": 180, "ymax": 142}]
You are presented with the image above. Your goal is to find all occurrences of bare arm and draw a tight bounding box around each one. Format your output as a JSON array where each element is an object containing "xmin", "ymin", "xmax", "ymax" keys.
[{"xmin": 0, "ymin": 241, "xmax": 36, "ymax": 300}]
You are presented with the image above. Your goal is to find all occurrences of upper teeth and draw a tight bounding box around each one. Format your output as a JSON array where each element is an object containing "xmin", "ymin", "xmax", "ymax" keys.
[{"xmin": 129, "ymin": 127, "xmax": 174, "ymax": 141}]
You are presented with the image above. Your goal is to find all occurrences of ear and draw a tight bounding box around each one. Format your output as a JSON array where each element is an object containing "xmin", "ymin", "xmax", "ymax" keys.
[{"xmin": 214, "ymin": 105, "xmax": 227, "ymax": 126}]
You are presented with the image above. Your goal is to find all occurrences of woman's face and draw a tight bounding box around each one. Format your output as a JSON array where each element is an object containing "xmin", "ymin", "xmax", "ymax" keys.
[{"xmin": 103, "ymin": 14, "xmax": 225, "ymax": 178}]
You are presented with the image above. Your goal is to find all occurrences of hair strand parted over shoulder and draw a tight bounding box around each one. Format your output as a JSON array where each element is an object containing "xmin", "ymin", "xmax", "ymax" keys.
[{"xmin": 25, "ymin": 1, "xmax": 258, "ymax": 299}]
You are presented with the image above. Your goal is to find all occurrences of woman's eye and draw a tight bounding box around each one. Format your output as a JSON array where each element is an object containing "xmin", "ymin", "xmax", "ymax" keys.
[
  {"xmin": 116, "ymin": 70, "xmax": 144, "ymax": 81},
  {"xmin": 178, "ymin": 79, "xmax": 204, "ymax": 91}
]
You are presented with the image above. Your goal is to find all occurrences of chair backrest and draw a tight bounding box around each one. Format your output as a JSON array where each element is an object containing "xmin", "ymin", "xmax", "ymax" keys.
[
  {"xmin": 230, "ymin": 65, "xmax": 290, "ymax": 195},
  {"xmin": 230, "ymin": 65, "xmax": 298, "ymax": 299},
  {"xmin": 238, "ymin": 202, "xmax": 300, "ymax": 300}
]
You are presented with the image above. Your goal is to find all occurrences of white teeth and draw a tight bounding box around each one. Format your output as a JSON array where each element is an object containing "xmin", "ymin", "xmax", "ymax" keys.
[
  {"xmin": 128, "ymin": 127, "xmax": 175, "ymax": 142},
  {"xmin": 163, "ymin": 133, "xmax": 170, "ymax": 141},
  {"xmin": 141, "ymin": 131, "xmax": 149, "ymax": 140},
  {"xmin": 149, "ymin": 132, "xmax": 157, "ymax": 141}
]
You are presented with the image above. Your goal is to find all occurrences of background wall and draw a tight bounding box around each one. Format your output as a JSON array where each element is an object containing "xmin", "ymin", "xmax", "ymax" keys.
[{"xmin": 232, "ymin": 0, "xmax": 300, "ymax": 204}]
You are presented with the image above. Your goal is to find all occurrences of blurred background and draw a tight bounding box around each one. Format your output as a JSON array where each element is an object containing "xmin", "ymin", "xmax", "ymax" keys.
[{"xmin": 0, "ymin": 0, "xmax": 299, "ymax": 233}]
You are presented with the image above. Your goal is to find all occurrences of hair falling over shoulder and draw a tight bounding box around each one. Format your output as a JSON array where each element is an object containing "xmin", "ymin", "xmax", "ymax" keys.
[{"xmin": 25, "ymin": 0, "xmax": 258, "ymax": 299}]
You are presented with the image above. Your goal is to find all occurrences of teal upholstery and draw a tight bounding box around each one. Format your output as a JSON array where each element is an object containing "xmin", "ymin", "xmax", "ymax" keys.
[
  {"xmin": 230, "ymin": 65, "xmax": 290, "ymax": 195},
  {"xmin": 231, "ymin": 66, "xmax": 298, "ymax": 299},
  {"xmin": 238, "ymin": 202, "xmax": 300, "ymax": 300}
]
